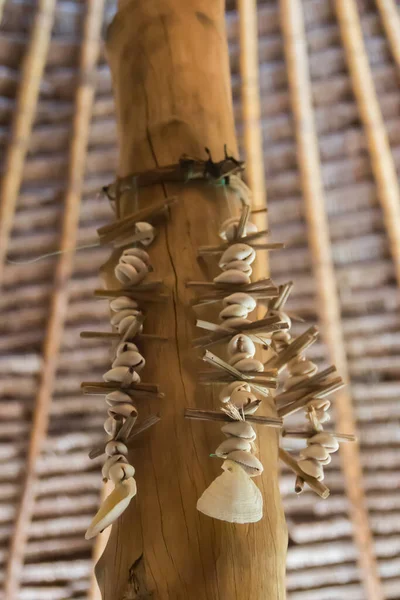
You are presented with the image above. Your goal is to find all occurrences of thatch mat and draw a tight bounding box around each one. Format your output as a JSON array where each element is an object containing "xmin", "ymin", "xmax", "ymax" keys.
[{"xmin": 0, "ymin": 0, "xmax": 399, "ymax": 598}]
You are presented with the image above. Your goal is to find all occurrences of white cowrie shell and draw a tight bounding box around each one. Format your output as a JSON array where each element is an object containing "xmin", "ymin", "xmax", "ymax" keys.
[
  {"xmin": 214, "ymin": 270, "xmax": 251, "ymax": 285},
  {"xmin": 115, "ymin": 342, "xmax": 139, "ymax": 356},
  {"xmin": 85, "ymin": 477, "xmax": 137, "ymax": 539},
  {"xmin": 115, "ymin": 263, "xmax": 146, "ymax": 286},
  {"xmin": 110, "ymin": 296, "xmax": 139, "ymax": 312},
  {"xmin": 120, "ymin": 254, "xmax": 149, "ymax": 273},
  {"xmin": 111, "ymin": 309, "xmax": 141, "ymax": 327},
  {"xmin": 220, "ymin": 317, "xmax": 251, "ymax": 329},
  {"xmin": 299, "ymin": 444, "xmax": 329, "ymax": 462},
  {"xmin": 102, "ymin": 454, "xmax": 127, "ymax": 480},
  {"xmin": 223, "ymin": 292, "xmax": 257, "ymax": 311},
  {"xmin": 288, "ymin": 359, "xmax": 318, "ymax": 377},
  {"xmin": 230, "ymin": 388, "xmax": 258, "ymax": 409},
  {"xmin": 227, "ymin": 334, "xmax": 256, "ymax": 357},
  {"xmin": 219, "ymin": 217, "xmax": 258, "ymax": 241},
  {"xmin": 308, "ymin": 432, "xmax": 339, "ymax": 452},
  {"xmin": 118, "ymin": 315, "xmax": 143, "ymax": 337},
  {"xmin": 233, "ymin": 358, "xmax": 264, "ymax": 372},
  {"xmin": 108, "ymin": 403, "xmax": 138, "ymax": 419},
  {"xmin": 105, "ymin": 440, "xmax": 129, "ymax": 457},
  {"xmin": 112, "ymin": 351, "xmax": 145, "ymax": 371},
  {"xmin": 297, "ymin": 458, "xmax": 324, "ymax": 481},
  {"xmin": 273, "ymin": 330, "xmax": 291, "ymax": 343},
  {"xmin": 104, "ymin": 416, "xmax": 119, "ymax": 437},
  {"xmin": 229, "ymin": 352, "xmax": 254, "ymax": 366},
  {"xmin": 319, "ymin": 454, "xmax": 332, "ymax": 466},
  {"xmin": 219, "ymin": 381, "xmax": 251, "ymax": 403},
  {"xmin": 106, "ymin": 391, "xmax": 132, "ymax": 405},
  {"xmin": 222, "ymin": 260, "xmax": 252, "ymax": 276},
  {"xmin": 219, "ymin": 304, "xmax": 248, "ymax": 320},
  {"xmin": 219, "ymin": 243, "xmax": 256, "ymax": 267},
  {"xmin": 215, "ymin": 438, "xmax": 252, "ymax": 458},
  {"xmin": 108, "ymin": 462, "xmax": 135, "ymax": 484},
  {"xmin": 226, "ymin": 450, "xmax": 263, "ymax": 477},
  {"xmin": 103, "ymin": 366, "xmax": 141, "ymax": 384},
  {"xmin": 122, "ymin": 247, "xmax": 150, "ymax": 264},
  {"xmin": 135, "ymin": 221, "xmax": 156, "ymax": 246},
  {"xmin": 221, "ymin": 421, "xmax": 256, "ymax": 441}
]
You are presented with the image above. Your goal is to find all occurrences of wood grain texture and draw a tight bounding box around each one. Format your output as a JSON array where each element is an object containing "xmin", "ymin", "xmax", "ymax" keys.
[
  {"xmin": 280, "ymin": 1, "xmax": 384, "ymax": 599},
  {"xmin": 3, "ymin": 2, "xmax": 105, "ymax": 598},
  {"xmin": 95, "ymin": 1, "xmax": 287, "ymax": 598}
]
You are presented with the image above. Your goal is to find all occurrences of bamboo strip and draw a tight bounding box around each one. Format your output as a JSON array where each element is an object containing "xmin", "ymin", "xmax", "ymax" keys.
[
  {"xmin": 4, "ymin": 4, "xmax": 105, "ymax": 599},
  {"xmin": 375, "ymin": 0, "xmax": 400, "ymax": 91},
  {"xmin": 336, "ymin": 0, "xmax": 400, "ymax": 287},
  {"xmin": 0, "ymin": 0, "xmax": 56, "ymax": 284},
  {"xmin": 281, "ymin": 1, "xmax": 384, "ymax": 598}
]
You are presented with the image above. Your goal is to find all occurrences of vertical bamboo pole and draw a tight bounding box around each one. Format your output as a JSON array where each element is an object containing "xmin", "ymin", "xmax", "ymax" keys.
[
  {"xmin": 95, "ymin": 1, "xmax": 287, "ymax": 599},
  {"xmin": 280, "ymin": 1, "xmax": 383, "ymax": 599}
]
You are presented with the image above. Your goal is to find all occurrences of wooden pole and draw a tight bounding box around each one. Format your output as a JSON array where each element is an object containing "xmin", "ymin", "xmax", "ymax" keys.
[{"xmin": 95, "ymin": 1, "xmax": 287, "ymax": 599}]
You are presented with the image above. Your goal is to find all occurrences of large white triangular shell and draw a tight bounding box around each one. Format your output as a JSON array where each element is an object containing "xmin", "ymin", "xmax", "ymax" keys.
[
  {"xmin": 85, "ymin": 477, "xmax": 137, "ymax": 539},
  {"xmin": 197, "ymin": 461, "xmax": 263, "ymax": 523}
]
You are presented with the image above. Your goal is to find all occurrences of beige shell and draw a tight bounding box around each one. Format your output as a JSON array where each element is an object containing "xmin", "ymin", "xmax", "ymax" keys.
[
  {"xmin": 299, "ymin": 444, "xmax": 330, "ymax": 462},
  {"xmin": 104, "ymin": 416, "xmax": 119, "ymax": 437},
  {"xmin": 118, "ymin": 315, "xmax": 143, "ymax": 337},
  {"xmin": 220, "ymin": 317, "xmax": 251, "ymax": 329},
  {"xmin": 103, "ymin": 366, "xmax": 141, "ymax": 385},
  {"xmin": 219, "ymin": 304, "xmax": 248, "ymax": 320},
  {"xmin": 221, "ymin": 260, "xmax": 252, "ymax": 276},
  {"xmin": 85, "ymin": 477, "xmax": 137, "ymax": 539},
  {"xmin": 230, "ymin": 388, "xmax": 258, "ymax": 409},
  {"xmin": 115, "ymin": 262, "xmax": 147, "ymax": 286},
  {"xmin": 308, "ymin": 432, "xmax": 339, "ymax": 452},
  {"xmin": 233, "ymin": 357, "xmax": 264, "ymax": 372},
  {"xmin": 120, "ymin": 254, "xmax": 149, "ymax": 273},
  {"xmin": 226, "ymin": 450, "xmax": 263, "ymax": 477},
  {"xmin": 219, "ymin": 217, "xmax": 258, "ymax": 242},
  {"xmin": 108, "ymin": 462, "xmax": 135, "ymax": 484},
  {"xmin": 307, "ymin": 409, "xmax": 330, "ymax": 424},
  {"xmin": 219, "ymin": 381, "xmax": 251, "ymax": 403},
  {"xmin": 108, "ymin": 403, "xmax": 138, "ymax": 419},
  {"xmin": 135, "ymin": 221, "xmax": 155, "ymax": 246},
  {"xmin": 288, "ymin": 358, "xmax": 318, "ymax": 377},
  {"xmin": 115, "ymin": 341, "xmax": 139, "ymax": 356},
  {"xmin": 112, "ymin": 350, "xmax": 146, "ymax": 371},
  {"xmin": 221, "ymin": 421, "xmax": 256, "ymax": 441},
  {"xmin": 105, "ymin": 390, "xmax": 132, "ymax": 405},
  {"xmin": 122, "ymin": 247, "xmax": 150, "ymax": 264},
  {"xmin": 105, "ymin": 439, "xmax": 129, "ymax": 457},
  {"xmin": 227, "ymin": 334, "xmax": 256, "ymax": 357},
  {"xmin": 215, "ymin": 438, "xmax": 252, "ymax": 458},
  {"xmin": 223, "ymin": 292, "xmax": 257, "ymax": 311},
  {"xmin": 273, "ymin": 330, "xmax": 291, "ymax": 343},
  {"xmin": 101, "ymin": 454, "xmax": 128, "ymax": 481},
  {"xmin": 229, "ymin": 352, "xmax": 254, "ymax": 366},
  {"xmin": 214, "ymin": 270, "xmax": 251, "ymax": 285},
  {"xmin": 219, "ymin": 243, "xmax": 256, "ymax": 267},
  {"xmin": 111, "ymin": 309, "xmax": 141, "ymax": 327},
  {"xmin": 196, "ymin": 460, "xmax": 263, "ymax": 523},
  {"xmin": 297, "ymin": 458, "xmax": 324, "ymax": 481},
  {"xmin": 110, "ymin": 296, "xmax": 139, "ymax": 312}
]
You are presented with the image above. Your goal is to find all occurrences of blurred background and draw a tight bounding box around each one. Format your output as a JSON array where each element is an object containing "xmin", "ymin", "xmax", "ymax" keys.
[{"xmin": 0, "ymin": 0, "xmax": 399, "ymax": 598}]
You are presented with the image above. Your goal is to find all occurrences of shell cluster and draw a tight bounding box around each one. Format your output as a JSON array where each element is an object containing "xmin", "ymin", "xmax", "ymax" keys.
[
  {"xmin": 197, "ymin": 217, "xmax": 267, "ymax": 523},
  {"xmin": 85, "ymin": 223, "xmax": 155, "ymax": 540}
]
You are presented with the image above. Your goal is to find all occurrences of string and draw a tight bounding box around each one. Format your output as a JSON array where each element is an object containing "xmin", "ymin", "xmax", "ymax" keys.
[{"xmin": 7, "ymin": 241, "xmax": 101, "ymax": 265}]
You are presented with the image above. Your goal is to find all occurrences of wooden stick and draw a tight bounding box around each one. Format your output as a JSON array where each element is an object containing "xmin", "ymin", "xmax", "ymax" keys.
[
  {"xmin": 281, "ymin": 0, "xmax": 383, "ymax": 597},
  {"xmin": 4, "ymin": 4, "xmax": 105, "ymax": 599},
  {"xmin": 282, "ymin": 430, "xmax": 357, "ymax": 443},
  {"xmin": 376, "ymin": 0, "xmax": 400, "ymax": 70},
  {"xmin": 184, "ymin": 408, "xmax": 282, "ymax": 427},
  {"xmin": 278, "ymin": 379, "xmax": 345, "ymax": 418},
  {"xmin": 94, "ymin": 289, "xmax": 169, "ymax": 302},
  {"xmin": 89, "ymin": 415, "xmax": 161, "ymax": 460},
  {"xmin": 336, "ymin": 0, "xmax": 400, "ymax": 288},
  {"xmin": 80, "ymin": 331, "xmax": 168, "ymax": 341},
  {"xmin": 279, "ymin": 448, "xmax": 330, "ymax": 499},
  {"xmin": 0, "ymin": 0, "xmax": 56, "ymax": 283},
  {"xmin": 266, "ymin": 326, "xmax": 319, "ymax": 372}
]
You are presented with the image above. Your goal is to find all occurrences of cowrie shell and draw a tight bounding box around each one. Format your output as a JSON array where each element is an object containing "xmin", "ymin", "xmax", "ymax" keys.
[
  {"xmin": 115, "ymin": 263, "xmax": 146, "ymax": 286},
  {"xmin": 108, "ymin": 462, "xmax": 135, "ymax": 484},
  {"xmin": 228, "ymin": 352, "xmax": 254, "ymax": 366},
  {"xmin": 219, "ymin": 381, "xmax": 251, "ymax": 403},
  {"xmin": 233, "ymin": 358, "xmax": 264, "ymax": 372},
  {"xmin": 118, "ymin": 315, "xmax": 143, "ymax": 337},
  {"xmin": 108, "ymin": 403, "xmax": 138, "ymax": 418},
  {"xmin": 214, "ymin": 270, "xmax": 251, "ymax": 285},
  {"xmin": 102, "ymin": 454, "xmax": 128, "ymax": 480},
  {"xmin": 223, "ymin": 292, "xmax": 256, "ymax": 311},
  {"xmin": 219, "ymin": 244, "xmax": 256, "ymax": 267},
  {"xmin": 215, "ymin": 438, "xmax": 252, "ymax": 458},
  {"xmin": 111, "ymin": 309, "xmax": 141, "ymax": 327},
  {"xmin": 115, "ymin": 342, "xmax": 139, "ymax": 356},
  {"xmin": 222, "ymin": 260, "xmax": 252, "ymax": 275},
  {"xmin": 103, "ymin": 366, "xmax": 141, "ymax": 385},
  {"xmin": 122, "ymin": 247, "xmax": 150, "ymax": 264},
  {"xmin": 226, "ymin": 450, "xmax": 263, "ymax": 477},
  {"xmin": 106, "ymin": 391, "xmax": 132, "ymax": 405},
  {"xmin": 110, "ymin": 296, "xmax": 139, "ymax": 312},
  {"xmin": 112, "ymin": 351, "xmax": 145, "ymax": 371},
  {"xmin": 221, "ymin": 421, "xmax": 256, "ymax": 441},
  {"xmin": 219, "ymin": 304, "xmax": 248, "ymax": 319},
  {"xmin": 104, "ymin": 416, "xmax": 119, "ymax": 437},
  {"xmin": 227, "ymin": 334, "xmax": 256, "ymax": 357},
  {"xmin": 299, "ymin": 445, "xmax": 329, "ymax": 461},
  {"xmin": 135, "ymin": 221, "xmax": 155, "ymax": 246},
  {"xmin": 308, "ymin": 432, "xmax": 339, "ymax": 452},
  {"xmin": 297, "ymin": 458, "xmax": 324, "ymax": 481},
  {"xmin": 105, "ymin": 440, "xmax": 129, "ymax": 456}
]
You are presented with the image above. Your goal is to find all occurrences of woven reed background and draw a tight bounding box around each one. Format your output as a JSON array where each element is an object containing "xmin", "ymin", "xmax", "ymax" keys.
[{"xmin": 0, "ymin": 0, "xmax": 400, "ymax": 598}]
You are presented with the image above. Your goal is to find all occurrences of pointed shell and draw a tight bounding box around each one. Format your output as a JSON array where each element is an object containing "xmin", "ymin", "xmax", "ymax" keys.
[
  {"xmin": 308, "ymin": 432, "xmax": 339, "ymax": 452},
  {"xmin": 103, "ymin": 366, "xmax": 141, "ymax": 385},
  {"xmin": 219, "ymin": 381, "xmax": 251, "ymax": 403},
  {"xmin": 122, "ymin": 247, "xmax": 150, "ymax": 264},
  {"xmin": 101, "ymin": 454, "xmax": 128, "ymax": 480},
  {"xmin": 105, "ymin": 440, "xmax": 129, "ymax": 456},
  {"xmin": 196, "ymin": 460, "xmax": 263, "ymax": 523},
  {"xmin": 108, "ymin": 462, "xmax": 135, "ymax": 484},
  {"xmin": 85, "ymin": 477, "xmax": 137, "ymax": 539},
  {"xmin": 221, "ymin": 421, "xmax": 256, "ymax": 441},
  {"xmin": 223, "ymin": 292, "xmax": 256, "ymax": 311},
  {"xmin": 233, "ymin": 358, "xmax": 264, "ymax": 372},
  {"xmin": 106, "ymin": 391, "xmax": 132, "ymax": 406},
  {"xmin": 299, "ymin": 444, "xmax": 330, "ymax": 461},
  {"xmin": 219, "ymin": 244, "xmax": 256, "ymax": 267},
  {"xmin": 227, "ymin": 334, "xmax": 256, "ymax": 357},
  {"xmin": 110, "ymin": 296, "xmax": 139, "ymax": 312},
  {"xmin": 135, "ymin": 221, "xmax": 155, "ymax": 246},
  {"xmin": 214, "ymin": 270, "xmax": 251, "ymax": 285},
  {"xmin": 297, "ymin": 458, "xmax": 324, "ymax": 481},
  {"xmin": 219, "ymin": 304, "xmax": 248, "ymax": 320},
  {"xmin": 226, "ymin": 450, "xmax": 263, "ymax": 476},
  {"xmin": 112, "ymin": 351, "xmax": 146, "ymax": 371},
  {"xmin": 215, "ymin": 438, "xmax": 252, "ymax": 458}
]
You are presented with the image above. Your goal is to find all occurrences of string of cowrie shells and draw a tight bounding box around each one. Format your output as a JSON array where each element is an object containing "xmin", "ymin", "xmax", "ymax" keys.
[
  {"xmin": 185, "ymin": 154, "xmax": 357, "ymax": 521},
  {"xmin": 83, "ymin": 218, "xmax": 161, "ymax": 540}
]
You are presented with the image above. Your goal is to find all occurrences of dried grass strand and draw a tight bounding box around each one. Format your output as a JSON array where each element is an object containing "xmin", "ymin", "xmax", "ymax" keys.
[
  {"xmin": 4, "ymin": 4, "xmax": 105, "ymax": 598},
  {"xmin": 281, "ymin": 0, "xmax": 383, "ymax": 598}
]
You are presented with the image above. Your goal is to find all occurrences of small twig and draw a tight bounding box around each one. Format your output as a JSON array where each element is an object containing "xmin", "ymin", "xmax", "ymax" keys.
[
  {"xmin": 202, "ymin": 350, "xmax": 274, "ymax": 396},
  {"xmin": 80, "ymin": 331, "xmax": 168, "ymax": 341},
  {"xmin": 184, "ymin": 408, "xmax": 282, "ymax": 427},
  {"xmin": 279, "ymin": 448, "xmax": 330, "ymax": 499},
  {"xmin": 94, "ymin": 289, "xmax": 169, "ymax": 302},
  {"xmin": 282, "ymin": 430, "xmax": 356, "ymax": 443},
  {"xmin": 278, "ymin": 378, "xmax": 345, "ymax": 418},
  {"xmin": 265, "ymin": 326, "xmax": 319, "ymax": 372},
  {"xmin": 295, "ymin": 476, "xmax": 305, "ymax": 494},
  {"xmin": 268, "ymin": 281, "xmax": 293, "ymax": 311}
]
